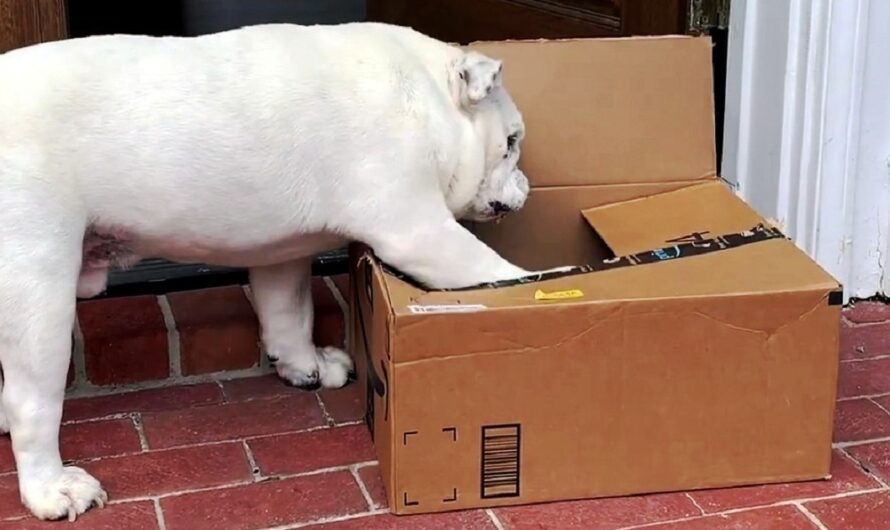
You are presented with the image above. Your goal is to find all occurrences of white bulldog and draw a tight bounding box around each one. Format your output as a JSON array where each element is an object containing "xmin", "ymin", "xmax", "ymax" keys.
[{"xmin": 0, "ymin": 22, "xmax": 548, "ymax": 521}]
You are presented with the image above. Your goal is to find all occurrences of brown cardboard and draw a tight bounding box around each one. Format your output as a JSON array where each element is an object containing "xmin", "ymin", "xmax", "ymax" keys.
[
  {"xmin": 468, "ymin": 37, "xmax": 717, "ymax": 187},
  {"xmin": 349, "ymin": 35, "xmax": 841, "ymax": 515}
]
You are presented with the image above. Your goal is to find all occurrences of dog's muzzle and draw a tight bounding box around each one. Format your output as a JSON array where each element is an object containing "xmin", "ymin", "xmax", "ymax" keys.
[{"xmin": 489, "ymin": 201, "xmax": 514, "ymax": 214}]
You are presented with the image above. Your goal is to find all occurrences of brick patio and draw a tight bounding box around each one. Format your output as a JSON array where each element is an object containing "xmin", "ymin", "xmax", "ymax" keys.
[{"xmin": 0, "ymin": 295, "xmax": 887, "ymax": 528}]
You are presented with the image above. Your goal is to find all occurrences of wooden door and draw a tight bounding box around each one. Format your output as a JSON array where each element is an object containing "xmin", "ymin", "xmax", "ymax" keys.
[
  {"xmin": 367, "ymin": 0, "xmax": 690, "ymax": 43},
  {"xmin": 0, "ymin": 0, "xmax": 67, "ymax": 53}
]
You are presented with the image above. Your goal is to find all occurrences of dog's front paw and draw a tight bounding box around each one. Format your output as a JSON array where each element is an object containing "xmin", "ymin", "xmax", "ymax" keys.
[
  {"xmin": 275, "ymin": 347, "xmax": 354, "ymax": 390},
  {"xmin": 21, "ymin": 466, "xmax": 107, "ymax": 521}
]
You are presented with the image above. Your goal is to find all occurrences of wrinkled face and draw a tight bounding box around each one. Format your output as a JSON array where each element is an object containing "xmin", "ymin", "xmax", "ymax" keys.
[
  {"xmin": 444, "ymin": 51, "xmax": 530, "ymax": 223},
  {"xmin": 460, "ymin": 88, "xmax": 530, "ymax": 223}
]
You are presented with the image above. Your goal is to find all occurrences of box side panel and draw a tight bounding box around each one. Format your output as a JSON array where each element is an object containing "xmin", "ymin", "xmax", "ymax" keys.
[
  {"xmin": 467, "ymin": 37, "xmax": 716, "ymax": 187},
  {"xmin": 387, "ymin": 290, "xmax": 840, "ymax": 513},
  {"xmin": 349, "ymin": 245, "xmax": 397, "ymax": 508}
]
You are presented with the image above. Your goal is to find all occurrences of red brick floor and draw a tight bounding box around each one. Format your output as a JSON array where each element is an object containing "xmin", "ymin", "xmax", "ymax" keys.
[{"xmin": 0, "ymin": 303, "xmax": 887, "ymax": 529}]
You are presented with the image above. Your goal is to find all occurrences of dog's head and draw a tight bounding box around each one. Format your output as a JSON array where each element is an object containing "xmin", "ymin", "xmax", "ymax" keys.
[{"xmin": 446, "ymin": 51, "xmax": 530, "ymax": 223}]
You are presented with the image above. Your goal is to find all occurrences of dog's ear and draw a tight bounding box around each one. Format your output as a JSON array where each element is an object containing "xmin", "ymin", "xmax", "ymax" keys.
[{"xmin": 451, "ymin": 51, "xmax": 503, "ymax": 111}]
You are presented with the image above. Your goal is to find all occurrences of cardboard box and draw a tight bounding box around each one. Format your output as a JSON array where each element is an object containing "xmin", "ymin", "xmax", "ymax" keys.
[{"xmin": 348, "ymin": 35, "xmax": 842, "ymax": 514}]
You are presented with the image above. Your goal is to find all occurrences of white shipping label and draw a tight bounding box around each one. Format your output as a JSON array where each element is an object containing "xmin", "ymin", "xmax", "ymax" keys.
[{"xmin": 407, "ymin": 304, "xmax": 488, "ymax": 314}]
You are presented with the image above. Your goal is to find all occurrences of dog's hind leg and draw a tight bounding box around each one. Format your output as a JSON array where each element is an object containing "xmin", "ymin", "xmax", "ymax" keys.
[
  {"xmin": 0, "ymin": 188, "xmax": 107, "ymax": 521},
  {"xmin": 249, "ymin": 258, "xmax": 354, "ymax": 390},
  {"xmin": 76, "ymin": 266, "xmax": 109, "ymax": 299},
  {"xmin": 0, "ymin": 370, "xmax": 8, "ymax": 434}
]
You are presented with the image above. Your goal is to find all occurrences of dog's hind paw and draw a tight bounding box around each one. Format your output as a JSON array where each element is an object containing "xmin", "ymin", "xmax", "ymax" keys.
[
  {"xmin": 21, "ymin": 466, "xmax": 107, "ymax": 521},
  {"xmin": 0, "ymin": 405, "xmax": 9, "ymax": 435}
]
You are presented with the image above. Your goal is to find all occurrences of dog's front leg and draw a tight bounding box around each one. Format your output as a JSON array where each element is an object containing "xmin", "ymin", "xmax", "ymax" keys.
[
  {"xmin": 0, "ymin": 258, "xmax": 107, "ymax": 521},
  {"xmin": 368, "ymin": 215, "xmax": 531, "ymax": 289},
  {"xmin": 249, "ymin": 258, "xmax": 354, "ymax": 390}
]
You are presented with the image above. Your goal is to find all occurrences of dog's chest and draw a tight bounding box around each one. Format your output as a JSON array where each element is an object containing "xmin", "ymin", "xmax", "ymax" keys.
[{"xmin": 164, "ymin": 231, "xmax": 347, "ymax": 267}]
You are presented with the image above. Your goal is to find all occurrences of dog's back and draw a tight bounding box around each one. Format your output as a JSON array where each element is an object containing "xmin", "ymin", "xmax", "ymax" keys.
[{"xmin": 0, "ymin": 23, "xmax": 462, "ymax": 240}]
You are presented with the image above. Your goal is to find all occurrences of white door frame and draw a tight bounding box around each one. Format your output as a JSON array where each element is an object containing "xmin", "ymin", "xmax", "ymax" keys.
[{"xmin": 722, "ymin": 0, "xmax": 889, "ymax": 301}]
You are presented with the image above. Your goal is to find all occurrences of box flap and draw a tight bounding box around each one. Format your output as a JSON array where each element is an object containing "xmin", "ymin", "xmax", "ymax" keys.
[
  {"xmin": 581, "ymin": 181, "xmax": 765, "ymax": 256},
  {"xmin": 468, "ymin": 36, "xmax": 716, "ymax": 188}
]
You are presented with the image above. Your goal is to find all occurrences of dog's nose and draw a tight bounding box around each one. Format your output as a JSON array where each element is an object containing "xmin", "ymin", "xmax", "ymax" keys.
[{"xmin": 489, "ymin": 201, "xmax": 512, "ymax": 214}]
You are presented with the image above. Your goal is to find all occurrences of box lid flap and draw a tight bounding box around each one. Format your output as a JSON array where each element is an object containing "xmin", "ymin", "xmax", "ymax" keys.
[
  {"xmin": 581, "ymin": 181, "xmax": 764, "ymax": 256},
  {"xmin": 468, "ymin": 36, "xmax": 716, "ymax": 188}
]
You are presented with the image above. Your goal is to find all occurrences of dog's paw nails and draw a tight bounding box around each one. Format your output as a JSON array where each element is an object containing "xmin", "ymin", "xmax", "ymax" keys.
[
  {"xmin": 287, "ymin": 380, "xmax": 321, "ymax": 391},
  {"xmin": 22, "ymin": 466, "xmax": 105, "ymax": 522},
  {"xmin": 276, "ymin": 364, "xmax": 321, "ymax": 391},
  {"xmin": 272, "ymin": 348, "xmax": 354, "ymax": 390},
  {"xmin": 96, "ymin": 490, "xmax": 108, "ymax": 509}
]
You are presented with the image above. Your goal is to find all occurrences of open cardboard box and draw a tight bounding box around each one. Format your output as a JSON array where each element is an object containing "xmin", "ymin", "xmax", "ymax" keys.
[{"xmin": 348, "ymin": 35, "xmax": 842, "ymax": 514}]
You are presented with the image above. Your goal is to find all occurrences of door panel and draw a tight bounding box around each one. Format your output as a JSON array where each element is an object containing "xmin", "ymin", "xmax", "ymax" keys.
[
  {"xmin": 0, "ymin": 0, "xmax": 67, "ymax": 53},
  {"xmin": 367, "ymin": 0, "xmax": 688, "ymax": 43}
]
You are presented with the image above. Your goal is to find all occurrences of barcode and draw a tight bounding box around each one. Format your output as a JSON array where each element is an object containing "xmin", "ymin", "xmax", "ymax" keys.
[
  {"xmin": 481, "ymin": 424, "xmax": 521, "ymax": 499},
  {"xmin": 407, "ymin": 304, "xmax": 487, "ymax": 314}
]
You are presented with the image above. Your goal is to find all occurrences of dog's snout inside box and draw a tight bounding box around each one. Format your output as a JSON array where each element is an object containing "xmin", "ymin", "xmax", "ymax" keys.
[{"xmin": 350, "ymin": 35, "xmax": 841, "ymax": 514}]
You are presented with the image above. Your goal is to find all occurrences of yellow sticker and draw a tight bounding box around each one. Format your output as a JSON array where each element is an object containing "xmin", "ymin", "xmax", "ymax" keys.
[{"xmin": 534, "ymin": 289, "xmax": 584, "ymax": 301}]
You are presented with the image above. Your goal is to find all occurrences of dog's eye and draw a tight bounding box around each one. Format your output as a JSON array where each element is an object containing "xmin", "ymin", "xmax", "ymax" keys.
[{"xmin": 506, "ymin": 133, "xmax": 518, "ymax": 151}]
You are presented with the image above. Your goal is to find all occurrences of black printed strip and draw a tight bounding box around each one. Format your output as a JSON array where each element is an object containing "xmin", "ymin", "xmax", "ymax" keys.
[{"xmin": 353, "ymin": 263, "xmax": 388, "ymax": 425}]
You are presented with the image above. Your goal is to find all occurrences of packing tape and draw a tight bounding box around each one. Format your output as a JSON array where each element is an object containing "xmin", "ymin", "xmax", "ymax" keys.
[{"xmin": 534, "ymin": 289, "xmax": 584, "ymax": 301}]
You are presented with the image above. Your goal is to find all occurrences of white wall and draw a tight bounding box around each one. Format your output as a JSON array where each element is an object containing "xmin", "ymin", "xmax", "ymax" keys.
[
  {"xmin": 848, "ymin": 0, "xmax": 890, "ymax": 298},
  {"xmin": 722, "ymin": 0, "xmax": 889, "ymax": 300}
]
